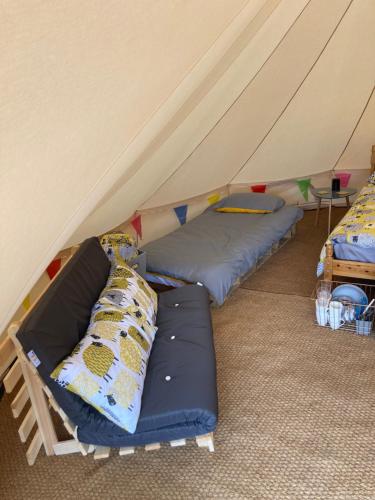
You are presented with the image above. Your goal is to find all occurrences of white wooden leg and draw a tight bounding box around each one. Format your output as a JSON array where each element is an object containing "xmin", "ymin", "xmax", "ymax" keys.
[
  {"xmin": 196, "ymin": 433, "xmax": 214, "ymax": 452},
  {"xmin": 145, "ymin": 442, "xmax": 161, "ymax": 451},
  {"xmin": 170, "ymin": 438, "xmax": 186, "ymax": 447},
  {"xmin": 11, "ymin": 383, "xmax": 29, "ymax": 418},
  {"xmin": 94, "ymin": 446, "xmax": 110, "ymax": 459},
  {"xmin": 18, "ymin": 407, "xmax": 36, "ymax": 443},
  {"xmin": 53, "ymin": 439, "xmax": 82, "ymax": 455},
  {"xmin": 26, "ymin": 430, "xmax": 43, "ymax": 466},
  {"xmin": 119, "ymin": 447, "xmax": 135, "ymax": 456},
  {"xmin": 19, "ymin": 355, "xmax": 58, "ymax": 456}
]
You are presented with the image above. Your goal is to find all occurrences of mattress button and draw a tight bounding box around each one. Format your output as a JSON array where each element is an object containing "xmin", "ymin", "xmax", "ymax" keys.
[
  {"xmin": 165, "ymin": 375, "xmax": 171, "ymax": 382},
  {"xmin": 170, "ymin": 335, "xmax": 175, "ymax": 340}
]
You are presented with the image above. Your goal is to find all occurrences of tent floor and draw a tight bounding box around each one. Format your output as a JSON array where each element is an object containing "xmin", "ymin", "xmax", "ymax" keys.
[{"xmin": 2, "ymin": 208, "xmax": 375, "ymax": 499}]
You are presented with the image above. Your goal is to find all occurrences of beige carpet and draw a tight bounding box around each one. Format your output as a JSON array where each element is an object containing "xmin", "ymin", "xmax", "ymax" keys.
[
  {"xmin": 1, "ymin": 208, "xmax": 375, "ymax": 499},
  {"xmin": 241, "ymin": 207, "xmax": 347, "ymax": 297}
]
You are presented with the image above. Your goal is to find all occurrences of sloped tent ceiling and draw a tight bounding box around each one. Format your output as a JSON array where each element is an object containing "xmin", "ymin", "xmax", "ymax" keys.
[
  {"xmin": 75, "ymin": 0, "xmax": 375, "ymax": 224},
  {"xmin": 141, "ymin": 0, "xmax": 375, "ymax": 205},
  {"xmin": 0, "ymin": 0, "xmax": 251, "ymax": 333},
  {"xmin": 335, "ymin": 91, "xmax": 375, "ymax": 171},
  {"xmin": 1, "ymin": 0, "xmax": 375, "ymax": 334}
]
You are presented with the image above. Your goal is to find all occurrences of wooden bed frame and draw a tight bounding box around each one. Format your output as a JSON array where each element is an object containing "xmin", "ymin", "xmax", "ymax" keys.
[
  {"xmin": 4, "ymin": 246, "xmax": 214, "ymax": 465},
  {"xmin": 323, "ymin": 145, "xmax": 375, "ymax": 282}
]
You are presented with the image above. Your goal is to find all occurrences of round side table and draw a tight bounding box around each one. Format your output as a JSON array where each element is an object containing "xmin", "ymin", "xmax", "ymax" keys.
[{"xmin": 311, "ymin": 187, "xmax": 357, "ymax": 235}]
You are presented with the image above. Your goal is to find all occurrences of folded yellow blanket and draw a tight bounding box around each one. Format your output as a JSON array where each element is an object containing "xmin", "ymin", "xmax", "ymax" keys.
[{"xmin": 215, "ymin": 207, "xmax": 272, "ymax": 214}]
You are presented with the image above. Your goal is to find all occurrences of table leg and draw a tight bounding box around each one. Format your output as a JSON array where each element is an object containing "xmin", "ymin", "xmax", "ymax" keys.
[
  {"xmin": 328, "ymin": 198, "xmax": 332, "ymax": 235},
  {"xmin": 315, "ymin": 197, "xmax": 321, "ymax": 226},
  {"xmin": 345, "ymin": 196, "xmax": 350, "ymax": 208}
]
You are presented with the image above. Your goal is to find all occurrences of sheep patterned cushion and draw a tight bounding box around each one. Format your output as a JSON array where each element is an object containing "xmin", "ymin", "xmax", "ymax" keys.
[
  {"xmin": 368, "ymin": 172, "xmax": 375, "ymax": 186},
  {"xmin": 51, "ymin": 263, "xmax": 158, "ymax": 433},
  {"xmin": 100, "ymin": 232, "xmax": 138, "ymax": 266},
  {"xmin": 100, "ymin": 264, "xmax": 158, "ymax": 325}
]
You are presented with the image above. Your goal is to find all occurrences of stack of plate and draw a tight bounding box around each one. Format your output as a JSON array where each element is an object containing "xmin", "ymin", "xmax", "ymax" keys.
[{"xmin": 332, "ymin": 284, "xmax": 368, "ymax": 319}]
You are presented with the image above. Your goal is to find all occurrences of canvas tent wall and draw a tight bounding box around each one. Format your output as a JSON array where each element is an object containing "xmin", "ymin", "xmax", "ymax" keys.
[{"xmin": 1, "ymin": 0, "xmax": 375, "ymax": 340}]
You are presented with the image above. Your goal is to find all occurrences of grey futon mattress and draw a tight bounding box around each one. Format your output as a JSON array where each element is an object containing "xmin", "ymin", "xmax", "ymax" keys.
[{"xmin": 78, "ymin": 285, "xmax": 217, "ymax": 447}]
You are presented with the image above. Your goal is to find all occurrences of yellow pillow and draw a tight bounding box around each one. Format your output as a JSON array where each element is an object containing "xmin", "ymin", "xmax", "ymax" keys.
[{"xmin": 215, "ymin": 207, "xmax": 272, "ymax": 214}]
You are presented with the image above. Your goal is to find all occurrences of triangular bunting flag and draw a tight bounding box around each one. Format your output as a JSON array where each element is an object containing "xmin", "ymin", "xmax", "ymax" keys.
[
  {"xmin": 22, "ymin": 294, "xmax": 31, "ymax": 311},
  {"xmin": 131, "ymin": 214, "xmax": 142, "ymax": 239},
  {"xmin": 335, "ymin": 172, "xmax": 351, "ymax": 188},
  {"xmin": 208, "ymin": 193, "xmax": 220, "ymax": 206},
  {"xmin": 46, "ymin": 258, "xmax": 61, "ymax": 280},
  {"xmin": 296, "ymin": 178, "xmax": 311, "ymax": 201},
  {"xmin": 251, "ymin": 184, "xmax": 266, "ymax": 193},
  {"xmin": 174, "ymin": 205, "xmax": 188, "ymax": 226}
]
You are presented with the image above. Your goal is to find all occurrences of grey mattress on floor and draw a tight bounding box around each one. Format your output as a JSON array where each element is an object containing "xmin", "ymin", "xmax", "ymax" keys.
[{"xmin": 143, "ymin": 205, "xmax": 304, "ymax": 305}]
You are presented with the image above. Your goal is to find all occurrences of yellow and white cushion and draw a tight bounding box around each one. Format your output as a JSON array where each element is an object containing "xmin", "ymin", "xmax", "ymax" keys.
[
  {"xmin": 100, "ymin": 232, "xmax": 138, "ymax": 266},
  {"xmin": 100, "ymin": 264, "xmax": 158, "ymax": 324},
  {"xmin": 51, "ymin": 300, "xmax": 156, "ymax": 433},
  {"xmin": 51, "ymin": 260, "xmax": 158, "ymax": 433}
]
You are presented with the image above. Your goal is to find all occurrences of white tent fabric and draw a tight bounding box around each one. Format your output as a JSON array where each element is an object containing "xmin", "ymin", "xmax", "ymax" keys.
[
  {"xmin": 1, "ymin": 0, "xmax": 375, "ymax": 334},
  {"xmin": 73, "ymin": 0, "xmax": 311, "ymax": 230},
  {"xmin": 141, "ymin": 0, "xmax": 374, "ymax": 206},
  {"xmin": 0, "ymin": 0, "xmax": 250, "ymax": 333}
]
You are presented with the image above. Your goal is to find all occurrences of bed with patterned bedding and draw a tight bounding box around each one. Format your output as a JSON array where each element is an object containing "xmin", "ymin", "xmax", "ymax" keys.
[{"xmin": 318, "ymin": 167, "xmax": 375, "ymax": 281}]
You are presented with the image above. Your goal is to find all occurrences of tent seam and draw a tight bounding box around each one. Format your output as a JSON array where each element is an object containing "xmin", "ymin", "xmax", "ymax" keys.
[
  {"xmin": 332, "ymin": 85, "xmax": 375, "ymax": 171},
  {"xmin": 147, "ymin": 0, "xmax": 312, "ymax": 199},
  {"xmin": 229, "ymin": 0, "xmax": 355, "ymax": 183}
]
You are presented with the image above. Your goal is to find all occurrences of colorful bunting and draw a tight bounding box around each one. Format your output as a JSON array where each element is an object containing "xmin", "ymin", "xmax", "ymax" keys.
[
  {"xmin": 207, "ymin": 193, "xmax": 220, "ymax": 206},
  {"xmin": 131, "ymin": 214, "xmax": 142, "ymax": 239},
  {"xmin": 22, "ymin": 294, "xmax": 31, "ymax": 311},
  {"xmin": 335, "ymin": 172, "xmax": 351, "ymax": 188},
  {"xmin": 251, "ymin": 184, "xmax": 266, "ymax": 193},
  {"xmin": 296, "ymin": 178, "xmax": 311, "ymax": 201},
  {"xmin": 174, "ymin": 205, "xmax": 188, "ymax": 226},
  {"xmin": 46, "ymin": 258, "xmax": 61, "ymax": 280}
]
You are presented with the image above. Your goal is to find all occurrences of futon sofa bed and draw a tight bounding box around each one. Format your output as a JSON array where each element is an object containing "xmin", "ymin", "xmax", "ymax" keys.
[{"xmin": 12, "ymin": 237, "xmax": 217, "ymax": 460}]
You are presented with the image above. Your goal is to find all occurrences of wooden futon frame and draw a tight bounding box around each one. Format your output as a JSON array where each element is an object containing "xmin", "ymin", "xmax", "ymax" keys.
[{"xmin": 4, "ymin": 246, "xmax": 214, "ymax": 465}]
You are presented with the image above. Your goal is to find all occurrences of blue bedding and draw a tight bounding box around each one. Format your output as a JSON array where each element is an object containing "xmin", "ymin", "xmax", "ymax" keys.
[
  {"xmin": 333, "ymin": 242, "xmax": 375, "ymax": 263},
  {"xmin": 143, "ymin": 205, "xmax": 303, "ymax": 305}
]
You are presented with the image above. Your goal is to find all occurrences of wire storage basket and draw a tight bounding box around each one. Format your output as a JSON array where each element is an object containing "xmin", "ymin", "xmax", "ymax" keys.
[{"xmin": 312, "ymin": 280, "xmax": 375, "ymax": 337}]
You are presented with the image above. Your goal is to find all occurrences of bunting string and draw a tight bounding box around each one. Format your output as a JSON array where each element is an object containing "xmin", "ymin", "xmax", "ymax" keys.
[
  {"xmin": 131, "ymin": 214, "xmax": 142, "ymax": 240},
  {"xmin": 207, "ymin": 193, "xmax": 220, "ymax": 206},
  {"xmin": 296, "ymin": 178, "xmax": 311, "ymax": 202},
  {"xmin": 136, "ymin": 186, "xmax": 229, "ymax": 216},
  {"xmin": 110, "ymin": 167, "xmax": 362, "ymax": 242},
  {"xmin": 335, "ymin": 172, "xmax": 351, "ymax": 188},
  {"xmin": 22, "ymin": 294, "xmax": 31, "ymax": 311},
  {"xmin": 174, "ymin": 205, "xmax": 188, "ymax": 225},
  {"xmin": 46, "ymin": 258, "xmax": 62, "ymax": 280},
  {"xmin": 251, "ymin": 184, "xmax": 266, "ymax": 193}
]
